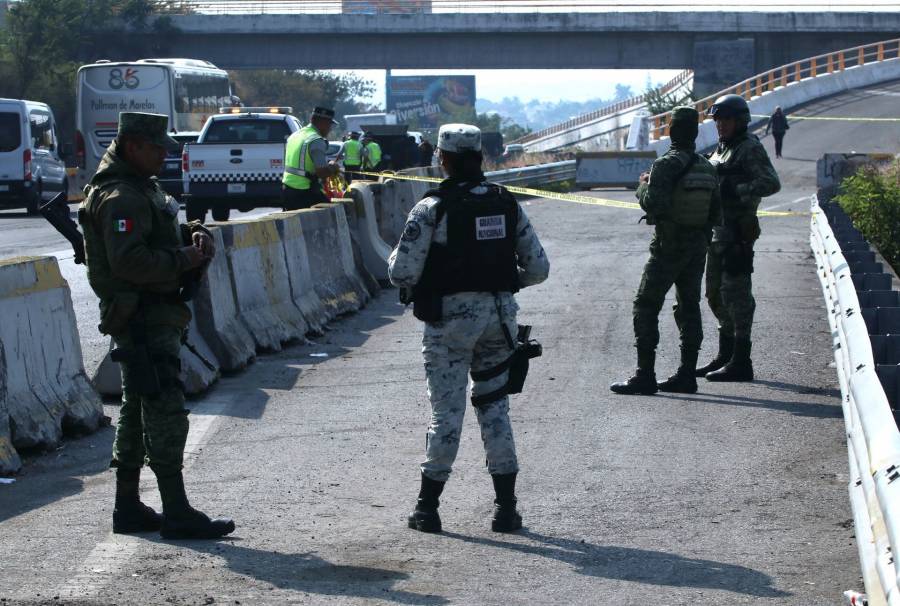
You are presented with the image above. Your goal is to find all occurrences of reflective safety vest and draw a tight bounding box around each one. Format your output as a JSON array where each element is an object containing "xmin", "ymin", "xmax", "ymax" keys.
[
  {"xmin": 283, "ymin": 125, "xmax": 322, "ymax": 191},
  {"xmin": 670, "ymin": 151, "xmax": 718, "ymax": 227},
  {"xmin": 343, "ymin": 139, "xmax": 362, "ymax": 166},
  {"xmin": 363, "ymin": 141, "xmax": 382, "ymax": 169}
]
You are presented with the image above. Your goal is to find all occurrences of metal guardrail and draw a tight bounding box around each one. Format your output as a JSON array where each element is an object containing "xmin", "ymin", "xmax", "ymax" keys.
[
  {"xmin": 486, "ymin": 160, "xmax": 576, "ymax": 187},
  {"xmin": 811, "ymin": 195, "xmax": 900, "ymax": 606},
  {"xmin": 511, "ymin": 70, "xmax": 692, "ymax": 145},
  {"xmin": 650, "ymin": 38, "xmax": 900, "ymax": 140}
]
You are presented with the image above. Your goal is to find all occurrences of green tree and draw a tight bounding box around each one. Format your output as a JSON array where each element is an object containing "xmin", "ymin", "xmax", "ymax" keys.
[{"xmin": 644, "ymin": 85, "xmax": 695, "ymax": 116}]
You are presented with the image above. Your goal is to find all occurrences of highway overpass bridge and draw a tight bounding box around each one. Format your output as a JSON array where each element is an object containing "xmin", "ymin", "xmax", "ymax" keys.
[{"xmin": 146, "ymin": 11, "xmax": 900, "ymax": 95}]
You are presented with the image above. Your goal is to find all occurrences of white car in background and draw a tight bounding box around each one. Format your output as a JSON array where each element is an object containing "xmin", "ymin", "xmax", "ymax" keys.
[{"xmin": 0, "ymin": 98, "xmax": 69, "ymax": 214}]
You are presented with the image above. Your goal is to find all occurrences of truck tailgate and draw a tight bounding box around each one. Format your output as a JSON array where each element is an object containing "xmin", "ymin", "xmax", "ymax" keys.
[{"xmin": 183, "ymin": 142, "xmax": 285, "ymax": 186}]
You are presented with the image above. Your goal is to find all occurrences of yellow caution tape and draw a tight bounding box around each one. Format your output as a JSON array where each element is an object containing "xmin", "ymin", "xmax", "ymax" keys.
[
  {"xmin": 752, "ymin": 114, "xmax": 900, "ymax": 122},
  {"xmin": 356, "ymin": 171, "xmax": 806, "ymax": 218}
]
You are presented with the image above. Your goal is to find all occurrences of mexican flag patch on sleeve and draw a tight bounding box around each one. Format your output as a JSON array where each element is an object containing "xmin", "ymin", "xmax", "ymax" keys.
[{"xmin": 114, "ymin": 219, "xmax": 134, "ymax": 233}]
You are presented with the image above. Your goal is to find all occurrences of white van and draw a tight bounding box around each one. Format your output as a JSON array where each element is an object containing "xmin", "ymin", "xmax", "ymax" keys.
[{"xmin": 0, "ymin": 99, "xmax": 68, "ymax": 214}]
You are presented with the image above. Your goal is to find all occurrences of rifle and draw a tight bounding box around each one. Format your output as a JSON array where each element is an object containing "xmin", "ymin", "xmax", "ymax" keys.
[{"xmin": 40, "ymin": 192, "xmax": 85, "ymax": 264}]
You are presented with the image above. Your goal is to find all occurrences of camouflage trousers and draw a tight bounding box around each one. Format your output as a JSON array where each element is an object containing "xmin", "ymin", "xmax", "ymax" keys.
[
  {"xmin": 420, "ymin": 293, "xmax": 520, "ymax": 483},
  {"xmin": 633, "ymin": 229, "xmax": 708, "ymax": 353},
  {"xmin": 111, "ymin": 325, "xmax": 188, "ymax": 477},
  {"xmin": 705, "ymin": 243, "xmax": 756, "ymax": 340}
]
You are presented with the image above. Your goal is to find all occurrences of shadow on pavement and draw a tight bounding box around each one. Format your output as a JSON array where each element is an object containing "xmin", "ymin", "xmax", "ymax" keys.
[
  {"xmin": 442, "ymin": 530, "xmax": 790, "ymax": 598},
  {"xmin": 656, "ymin": 392, "xmax": 842, "ymax": 419},
  {"xmin": 173, "ymin": 541, "xmax": 449, "ymax": 605}
]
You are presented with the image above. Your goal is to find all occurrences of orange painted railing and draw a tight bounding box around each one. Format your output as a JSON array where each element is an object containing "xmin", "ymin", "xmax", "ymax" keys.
[
  {"xmin": 511, "ymin": 69, "xmax": 693, "ymax": 145},
  {"xmin": 649, "ymin": 38, "xmax": 900, "ymax": 141}
]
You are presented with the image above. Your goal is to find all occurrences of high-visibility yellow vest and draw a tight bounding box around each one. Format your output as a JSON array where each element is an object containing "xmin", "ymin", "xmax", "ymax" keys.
[
  {"xmin": 283, "ymin": 125, "xmax": 322, "ymax": 190},
  {"xmin": 364, "ymin": 141, "xmax": 382, "ymax": 169},
  {"xmin": 343, "ymin": 139, "xmax": 362, "ymax": 166}
]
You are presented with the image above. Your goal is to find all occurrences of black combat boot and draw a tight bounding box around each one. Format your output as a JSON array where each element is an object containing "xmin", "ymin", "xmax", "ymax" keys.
[
  {"xmin": 491, "ymin": 473, "xmax": 523, "ymax": 533},
  {"xmin": 156, "ymin": 471, "xmax": 235, "ymax": 540},
  {"xmin": 658, "ymin": 348, "xmax": 699, "ymax": 394},
  {"xmin": 610, "ymin": 348, "xmax": 658, "ymax": 395},
  {"xmin": 706, "ymin": 338, "xmax": 754, "ymax": 382},
  {"xmin": 407, "ymin": 473, "xmax": 445, "ymax": 533},
  {"xmin": 112, "ymin": 467, "xmax": 163, "ymax": 534},
  {"xmin": 695, "ymin": 331, "xmax": 734, "ymax": 377}
]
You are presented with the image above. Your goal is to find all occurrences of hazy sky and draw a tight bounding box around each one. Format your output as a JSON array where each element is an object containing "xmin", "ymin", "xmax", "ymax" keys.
[{"xmin": 334, "ymin": 69, "xmax": 683, "ymax": 106}]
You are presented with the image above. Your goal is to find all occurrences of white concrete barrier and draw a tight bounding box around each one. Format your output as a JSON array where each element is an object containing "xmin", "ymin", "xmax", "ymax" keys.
[
  {"xmin": 347, "ymin": 184, "xmax": 393, "ymax": 281},
  {"xmin": 194, "ymin": 227, "xmax": 257, "ymax": 372},
  {"xmin": 0, "ymin": 256, "xmax": 102, "ymax": 467},
  {"xmin": 298, "ymin": 205, "xmax": 370, "ymax": 319},
  {"xmin": 218, "ymin": 219, "xmax": 308, "ymax": 352},
  {"xmin": 270, "ymin": 210, "xmax": 330, "ymax": 336},
  {"xmin": 180, "ymin": 303, "xmax": 221, "ymax": 394},
  {"xmin": 331, "ymin": 197, "xmax": 382, "ymax": 296}
]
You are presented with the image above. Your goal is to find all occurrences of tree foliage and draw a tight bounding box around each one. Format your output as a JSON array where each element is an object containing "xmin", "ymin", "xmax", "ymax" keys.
[
  {"xmin": 474, "ymin": 112, "xmax": 532, "ymax": 142},
  {"xmin": 835, "ymin": 162, "xmax": 900, "ymax": 274},
  {"xmin": 644, "ymin": 86, "xmax": 695, "ymax": 116}
]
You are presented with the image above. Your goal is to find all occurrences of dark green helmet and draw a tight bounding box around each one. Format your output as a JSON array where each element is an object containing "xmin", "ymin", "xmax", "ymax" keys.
[{"xmin": 709, "ymin": 94, "xmax": 751, "ymax": 125}]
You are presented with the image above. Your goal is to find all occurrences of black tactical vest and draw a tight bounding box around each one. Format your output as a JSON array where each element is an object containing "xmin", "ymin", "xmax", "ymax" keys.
[{"xmin": 416, "ymin": 180, "xmax": 520, "ymax": 297}]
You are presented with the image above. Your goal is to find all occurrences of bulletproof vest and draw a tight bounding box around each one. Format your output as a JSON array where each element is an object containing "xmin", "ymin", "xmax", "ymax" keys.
[
  {"xmin": 416, "ymin": 181, "xmax": 520, "ymax": 297},
  {"xmin": 708, "ymin": 133, "xmax": 762, "ymax": 221},
  {"xmin": 670, "ymin": 151, "xmax": 718, "ymax": 227},
  {"xmin": 79, "ymin": 177, "xmax": 183, "ymax": 302}
]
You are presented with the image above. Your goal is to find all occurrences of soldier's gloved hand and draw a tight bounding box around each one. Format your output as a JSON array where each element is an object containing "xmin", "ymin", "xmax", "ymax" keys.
[
  {"xmin": 179, "ymin": 245, "xmax": 206, "ymax": 270},
  {"xmin": 193, "ymin": 231, "xmax": 216, "ymax": 259},
  {"xmin": 639, "ymin": 171, "xmax": 650, "ymax": 184}
]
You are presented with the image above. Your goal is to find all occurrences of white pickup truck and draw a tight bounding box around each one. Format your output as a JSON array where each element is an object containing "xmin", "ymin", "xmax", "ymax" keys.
[{"xmin": 181, "ymin": 107, "xmax": 301, "ymax": 222}]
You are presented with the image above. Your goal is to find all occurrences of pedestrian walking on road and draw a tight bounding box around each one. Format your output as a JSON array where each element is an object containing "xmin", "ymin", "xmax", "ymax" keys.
[
  {"xmin": 282, "ymin": 106, "xmax": 340, "ymax": 210},
  {"xmin": 699, "ymin": 95, "xmax": 781, "ymax": 382},
  {"xmin": 79, "ymin": 112, "xmax": 234, "ymax": 540},
  {"xmin": 765, "ymin": 106, "xmax": 789, "ymax": 159},
  {"xmin": 611, "ymin": 107, "xmax": 722, "ymax": 396},
  {"xmin": 388, "ymin": 123, "xmax": 550, "ymax": 534}
]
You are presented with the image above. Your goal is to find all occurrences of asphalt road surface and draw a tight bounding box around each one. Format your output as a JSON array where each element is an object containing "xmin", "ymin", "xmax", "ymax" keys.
[{"xmin": 0, "ymin": 80, "xmax": 898, "ymax": 605}]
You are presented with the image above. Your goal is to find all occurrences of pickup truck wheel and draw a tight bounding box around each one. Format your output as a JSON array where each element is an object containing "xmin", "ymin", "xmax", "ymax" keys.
[
  {"xmin": 211, "ymin": 206, "xmax": 231, "ymax": 222},
  {"xmin": 186, "ymin": 200, "xmax": 207, "ymax": 223}
]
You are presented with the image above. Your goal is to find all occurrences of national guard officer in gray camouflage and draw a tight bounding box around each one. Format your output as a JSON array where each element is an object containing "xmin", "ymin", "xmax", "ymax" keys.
[
  {"xmin": 611, "ymin": 107, "xmax": 722, "ymax": 396},
  {"xmin": 80, "ymin": 112, "xmax": 234, "ymax": 540},
  {"xmin": 697, "ymin": 95, "xmax": 781, "ymax": 382},
  {"xmin": 389, "ymin": 123, "xmax": 549, "ymax": 534}
]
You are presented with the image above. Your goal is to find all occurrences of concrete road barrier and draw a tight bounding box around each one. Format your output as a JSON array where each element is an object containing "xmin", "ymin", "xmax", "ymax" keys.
[
  {"xmin": 180, "ymin": 303, "xmax": 221, "ymax": 394},
  {"xmin": 194, "ymin": 227, "xmax": 257, "ymax": 372},
  {"xmin": 0, "ymin": 256, "xmax": 102, "ymax": 469},
  {"xmin": 347, "ymin": 184, "xmax": 393, "ymax": 282},
  {"xmin": 374, "ymin": 179, "xmax": 411, "ymax": 246},
  {"xmin": 299, "ymin": 205, "xmax": 370, "ymax": 319},
  {"xmin": 330, "ymin": 197, "xmax": 381, "ymax": 296},
  {"xmin": 218, "ymin": 219, "xmax": 309, "ymax": 352},
  {"xmin": 270, "ymin": 211, "xmax": 330, "ymax": 336}
]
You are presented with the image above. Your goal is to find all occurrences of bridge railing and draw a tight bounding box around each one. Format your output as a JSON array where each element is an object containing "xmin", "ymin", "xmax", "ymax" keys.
[
  {"xmin": 811, "ymin": 196, "xmax": 900, "ymax": 606},
  {"xmin": 649, "ymin": 39, "xmax": 900, "ymax": 140},
  {"xmin": 510, "ymin": 69, "xmax": 692, "ymax": 145}
]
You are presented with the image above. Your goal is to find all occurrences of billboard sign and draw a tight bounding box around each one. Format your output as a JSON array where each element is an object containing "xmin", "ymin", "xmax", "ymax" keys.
[
  {"xmin": 387, "ymin": 75, "xmax": 476, "ymax": 129},
  {"xmin": 342, "ymin": 0, "xmax": 431, "ymax": 13}
]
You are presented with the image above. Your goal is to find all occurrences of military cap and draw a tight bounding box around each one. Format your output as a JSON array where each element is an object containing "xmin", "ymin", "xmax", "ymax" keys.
[
  {"xmin": 311, "ymin": 106, "xmax": 339, "ymax": 125},
  {"xmin": 117, "ymin": 112, "xmax": 178, "ymax": 148},
  {"xmin": 438, "ymin": 123, "xmax": 481, "ymax": 153}
]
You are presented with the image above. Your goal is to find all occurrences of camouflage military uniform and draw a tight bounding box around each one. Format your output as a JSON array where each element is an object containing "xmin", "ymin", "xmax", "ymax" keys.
[
  {"xmin": 706, "ymin": 132, "xmax": 780, "ymax": 341},
  {"xmin": 388, "ymin": 182, "xmax": 549, "ymax": 482},
  {"xmin": 80, "ymin": 133, "xmax": 201, "ymax": 478}
]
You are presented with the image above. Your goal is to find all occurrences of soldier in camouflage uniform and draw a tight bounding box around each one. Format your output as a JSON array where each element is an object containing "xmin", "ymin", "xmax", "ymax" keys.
[
  {"xmin": 389, "ymin": 124, "xmax": 549, "ymax": 534},
  {"xmin": 697, "ymin": 95, "xmax": 781, "ymax": 382},
  {"xmin": 80, "ymin": 113, "xmax": 234, "ymax": 540},
  {"xmin": 611, "ymin": 107, "xmax": 722, "ymax": 396}
]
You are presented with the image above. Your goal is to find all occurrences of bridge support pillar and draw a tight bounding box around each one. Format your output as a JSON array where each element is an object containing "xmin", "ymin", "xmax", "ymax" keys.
[{"xmin": 692, "ymin": 38, "xmax": 756, "ymax": 99}]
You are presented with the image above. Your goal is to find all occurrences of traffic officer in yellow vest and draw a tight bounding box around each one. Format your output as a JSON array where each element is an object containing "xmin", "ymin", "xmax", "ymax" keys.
[
  {"xmin": 361, "ymin": 133, "xmax": 383, "ymax": 172},
  {"xmin": 337, "ymin": 131, "xmax": 363, "ymax": 184},
  {"xmin": 282, "ymin": 106, "xmax": 340, "ymax": 210}
]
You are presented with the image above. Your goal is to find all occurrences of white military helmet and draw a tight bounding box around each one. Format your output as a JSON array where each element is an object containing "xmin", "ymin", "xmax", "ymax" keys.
[{"xmin": 437, "ymin": 123, "xmax": 482, "ymax": 153}]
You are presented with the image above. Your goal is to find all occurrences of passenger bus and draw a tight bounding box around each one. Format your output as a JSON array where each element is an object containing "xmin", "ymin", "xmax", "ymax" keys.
[{"xmin": 75, "ymin": 58, "xmax": 233, "ymax": 193}]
